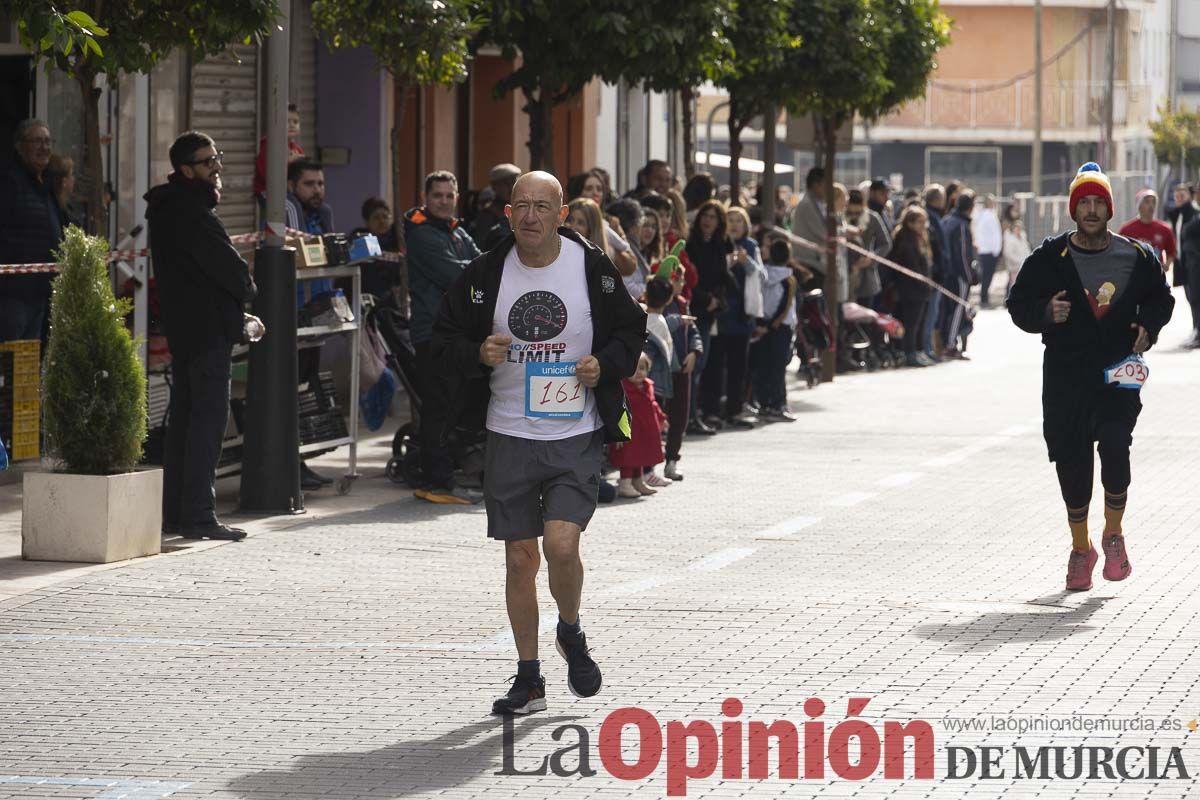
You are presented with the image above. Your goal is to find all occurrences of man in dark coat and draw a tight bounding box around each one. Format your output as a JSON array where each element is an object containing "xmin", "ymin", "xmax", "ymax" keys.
[
  {"xmin": 1170, "ymin": 182, "xmax": 1200, "ymax": 347},
  {"xmin": 1007, "ymin": 162, "xmax": 1174, "ymax": 592},
  {"xmin": 145, "ymin": 131, "xmax": 257, "ymax": 541},
  {"xmin": 940, "ymin": 191, "xmax": 976, "ymax": 359},
  {"xmin": 0, "ymin": 119, "xmax": 62, "ymax": 342},
  {"xmin": 405, "ymin": 169, "xmax": 481, "ymax": 504},
  {"xmin": 923, "ymin": 184, "xmax": 951, "ymax": 361}
]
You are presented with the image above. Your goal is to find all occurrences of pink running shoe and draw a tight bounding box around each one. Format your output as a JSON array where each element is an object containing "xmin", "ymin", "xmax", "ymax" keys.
[
  {"xmin": 1066, "ymin": 546, "xmax": 1098, "ymax": 591},
  {"xmin": 1102, "ymin": 533, "xmax": 1132, "ymax": 581}
]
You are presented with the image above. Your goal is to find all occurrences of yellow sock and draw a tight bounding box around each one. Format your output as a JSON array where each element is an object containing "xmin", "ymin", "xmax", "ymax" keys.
[
  {"xmin": 1103, "ymin": 491, "xmax": 1127, "ymax": 534},
  {"xmin": 1067, "ymin": 505, "xmax": 1090, "ymax": 551}
]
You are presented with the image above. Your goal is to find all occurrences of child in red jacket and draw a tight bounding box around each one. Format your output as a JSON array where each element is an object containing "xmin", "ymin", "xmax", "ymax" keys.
[{"xmin": 609, "ymin": 353, "xmax": 668, "ymax": 498}]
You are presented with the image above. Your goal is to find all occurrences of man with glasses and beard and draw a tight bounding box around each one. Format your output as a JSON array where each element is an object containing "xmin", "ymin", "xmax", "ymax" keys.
[
  {"xmin": 146, "ymin": 131, "xmax": 258, "ymax": 541},
  {"xmin": 432, "ymin": 171, "xmax": 645, "ymax": 715}
]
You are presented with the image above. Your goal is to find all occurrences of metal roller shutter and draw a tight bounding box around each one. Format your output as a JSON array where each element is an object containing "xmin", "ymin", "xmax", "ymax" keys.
[
  {"xmin": 189, "ymin": 44, "xmax": 259, "ymax": 237},
  {"xmin": 292, "ymin": 0, "xmax": 318, "ymax": 156}
]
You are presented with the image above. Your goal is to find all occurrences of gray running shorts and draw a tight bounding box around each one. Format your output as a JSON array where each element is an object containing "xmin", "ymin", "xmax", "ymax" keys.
[{"xmin": 483, "ymin": 428, "xmax": 604, "ymax": 541}]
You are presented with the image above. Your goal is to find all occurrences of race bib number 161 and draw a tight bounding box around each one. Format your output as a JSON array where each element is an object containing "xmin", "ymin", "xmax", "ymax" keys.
[{"xmin": 525, "ymin": 362, "xmax": 586, "ymax": 418}]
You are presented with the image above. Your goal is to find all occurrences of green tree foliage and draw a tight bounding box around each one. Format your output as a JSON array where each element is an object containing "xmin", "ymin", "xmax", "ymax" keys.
[
  {"xmin": 13, "ymin": 2, "xmax": 278, "ymax": 233},
  {"xmin": 605, "ymin": 0, "xmax": 737, "ymax": 179},
  {"xmin": 311, "ymin": 0, "xmax": 480, "ymax": 309},
  {"xmin": 717, "ymin": 0, "xmax": 799, "ymax": 201},
  {"xmin": 43, "ymin": 227, "xmax": 147, "ymax": 475},
  {"xmin": 871, "ymin": 0, "xmax": 952, "ymax": 119},
  {"xmin": 484, "ymin": 0, "xmax": 608, "ymax": 173},
  {"xmin": 1150, "ymin": 104, "xmax": 1200, "ymax": 180},
  {"xmin": 781, "ymin": 0, "xmax": 950, "ymax": 379},
  {"xmin": 484, "ymin": 0, "xmax": 736, "ymax": 174},
  {"xmin": 311, "ymin": 0, "xmax": 480, "ymax": 99}
]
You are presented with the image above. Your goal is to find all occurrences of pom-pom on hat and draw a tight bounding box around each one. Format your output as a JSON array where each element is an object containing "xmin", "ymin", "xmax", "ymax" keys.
[{"xmin": 1068, "ymin": 162, "xmax": 1114, "ymax": 219}]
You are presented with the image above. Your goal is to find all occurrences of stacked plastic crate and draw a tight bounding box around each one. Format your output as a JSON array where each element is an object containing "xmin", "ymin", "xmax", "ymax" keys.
[{"xmin": 0, "ymin": 340, "xmax": 40, "ymax": 461}]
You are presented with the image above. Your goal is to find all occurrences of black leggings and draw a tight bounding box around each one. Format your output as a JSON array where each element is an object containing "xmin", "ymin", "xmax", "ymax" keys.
[
  {"xmin": 1054, "ymin": 421, "xmax": 1132, "ymax": 508},
  {"xmin": 897, "ymin": 285, "xmax": 930, "ymax": 355}
]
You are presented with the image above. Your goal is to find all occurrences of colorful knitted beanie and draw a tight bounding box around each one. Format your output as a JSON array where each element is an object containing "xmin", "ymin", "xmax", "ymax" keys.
[{"xmin": 1068, "ymin": 162, "xmax": 1113, "ymax": 219}]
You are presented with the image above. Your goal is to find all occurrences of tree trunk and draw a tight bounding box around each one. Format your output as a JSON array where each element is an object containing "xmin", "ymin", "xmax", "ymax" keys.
[
  {"xmin": 391, "ymin": 84, "xmax": 411, "ymax": 317},
  {"xmin": 761, "ymin": 103, "xmax": 777, "ymax": 221},
  {"xmin": 77, "ymin": 66, "xmax": 104, "ymax": 236},
  {"xmin": 728, "ymin": 108, "xmax": 743, "ymax": 208},
  {"xmin": 542, "ymin": 87, "xmax": 556, "ymax": 176},
  {"xmin": 524, "ymin": 86, "xmax": 555, "ymax": 173},
  {"xmin": 681, "ymin": 85, "xmax": 696, "ymax": 180},
  {"xmin": 819, "ymin": 113, "xmax": 840, "ymax": 383}
]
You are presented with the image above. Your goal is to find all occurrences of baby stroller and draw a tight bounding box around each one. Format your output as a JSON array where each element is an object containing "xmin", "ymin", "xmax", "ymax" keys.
[
  {"xmin": 368, "ymin": 295, "xmax": 486, "ymax": 489},
  {"xmin": 363, "ymin": 295, "xmax": 424, "ymax": 486},
  {"xmin": 795, "ymin": 289, "xmax": 833, "ymax": 388},
  {"xmin": 840, "ymin": 302, "xmax": 904, "ymax": 371}
]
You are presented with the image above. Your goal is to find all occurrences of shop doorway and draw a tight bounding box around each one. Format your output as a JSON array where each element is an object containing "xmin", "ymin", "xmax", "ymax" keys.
[{"xmin": 0, "ymin": 55, "xmax": 33, "ymax": 170}]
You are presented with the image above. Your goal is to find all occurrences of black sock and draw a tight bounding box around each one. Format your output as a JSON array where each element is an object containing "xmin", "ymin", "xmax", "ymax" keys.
[
  {"xmin": 558, "ymin": 615, "xmax": 582, "ymax": 638},
  {"xmin": 517, "ymin": 659, "xmax": 540, "ymax": 680}
]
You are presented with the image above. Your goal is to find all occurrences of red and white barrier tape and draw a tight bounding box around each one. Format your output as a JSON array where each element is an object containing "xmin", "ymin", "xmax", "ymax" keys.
[
  {"xmin": 766, "ymin": 225, "xmax": 974, "ymax": 312},
  {"xmin": 0, "ymin": 228, "xmax": 402, "ymax": 274}
]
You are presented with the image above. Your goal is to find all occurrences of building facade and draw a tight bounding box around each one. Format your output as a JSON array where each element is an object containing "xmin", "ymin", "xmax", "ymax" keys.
[{"xmin": 860, "ymin": 0, "xmax": 1176, "ymax": 198}]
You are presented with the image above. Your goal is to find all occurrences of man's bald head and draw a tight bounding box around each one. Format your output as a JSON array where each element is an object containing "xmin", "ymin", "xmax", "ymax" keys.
[
  {"xmin": 512, "ymin": 171, "xmax": 564, "ymax": 207},
  {"xmin": 507, "ymin": 171, "xmax": 570, "ymax": 258}
]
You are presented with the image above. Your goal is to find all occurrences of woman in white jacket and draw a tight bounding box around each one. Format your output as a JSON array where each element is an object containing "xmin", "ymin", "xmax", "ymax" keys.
[{"xmin": 1000, "ymin": 205, "xmax": 1032, "ymax": 294}]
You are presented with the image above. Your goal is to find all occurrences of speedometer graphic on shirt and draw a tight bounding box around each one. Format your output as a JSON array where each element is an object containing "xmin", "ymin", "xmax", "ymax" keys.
[{"xmin": 508, "ymin": 290, "xmax": 568, "ymax": 342}]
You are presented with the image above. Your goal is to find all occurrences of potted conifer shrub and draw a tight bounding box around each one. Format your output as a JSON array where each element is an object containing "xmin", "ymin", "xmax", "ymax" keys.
[{"xmin": 22, "ymin": 226, "xmax": 161, "ymax": 563}]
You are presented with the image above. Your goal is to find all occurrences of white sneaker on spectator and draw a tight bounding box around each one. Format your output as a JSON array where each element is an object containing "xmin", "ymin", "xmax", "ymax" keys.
[
  {"xmin": 664, "ymin": 461, "xmax": 684, "ymax": 481},
  {"xmin": 644, "ymin": 471, "xmax": 673, "ymax": 488}
]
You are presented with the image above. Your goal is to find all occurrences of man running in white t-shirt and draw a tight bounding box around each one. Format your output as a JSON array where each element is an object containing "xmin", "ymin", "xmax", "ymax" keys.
[{"xmin": 432, "ymin": 172, "xmax": 647, "ymax": 714}]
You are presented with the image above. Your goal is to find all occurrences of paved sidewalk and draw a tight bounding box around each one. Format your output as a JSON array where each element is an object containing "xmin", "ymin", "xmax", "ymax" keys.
[{"xmin": 2, "ymin": 292, "xmax": 1200, "ymax": 798}]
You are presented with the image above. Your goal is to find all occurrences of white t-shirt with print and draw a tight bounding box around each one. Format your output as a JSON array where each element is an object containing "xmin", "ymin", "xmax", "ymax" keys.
[{"xmin": 487, "ymin": 236, "xmax": 601, "ymax": 440}]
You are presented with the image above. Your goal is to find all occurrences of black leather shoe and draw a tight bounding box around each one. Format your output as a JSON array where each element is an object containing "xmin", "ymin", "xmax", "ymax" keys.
[
  {"xmin": 686, "ymin": 418, "xmax": 717, "ymax": 436},
  {"xmin": 179, "ymin": 522, "xmax": 248, "ymax": 541},
  {"xmin": 301, "ymin": 462, "xmax": 333, "ymax": 485}
]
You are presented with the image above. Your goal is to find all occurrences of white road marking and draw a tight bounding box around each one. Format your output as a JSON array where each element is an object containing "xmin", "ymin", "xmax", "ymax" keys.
[
  {"xmin": 0, "ymin": 633, "xmax": 463, "ymax": 651},
  {"xmin": 829, "ymin": 491, "xmax": 877, "ymax": 507},
  {"xmin": 603, "ymin": 575, "xmax": 682, "ymax": 596},
  {"xmin": 755, "ymin": 515, "xmax": 821, "ymax": 538},
  {"xmin": 876, "ymin": 472, "xmax": 924, "ymax": 489},
  {"xmin": 921, "ymin": 435, "xmax": 1006, "ymax": 467},
  {"xmin": 0, "ymin": 776, "xmax": 189, "ymax": 799},
  {"xmin": 476, "ymin": 616, "xmax": 559, "ymax": 652},
  {"xmin": 689, "ymin": 547, "xmax": 757, "ymax": 572}
]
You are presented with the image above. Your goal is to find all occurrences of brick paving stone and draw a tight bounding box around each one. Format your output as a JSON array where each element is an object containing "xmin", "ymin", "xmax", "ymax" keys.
[{"xmin": 2, "ymin": 294, "xmax": 1200, "ymax": 799}]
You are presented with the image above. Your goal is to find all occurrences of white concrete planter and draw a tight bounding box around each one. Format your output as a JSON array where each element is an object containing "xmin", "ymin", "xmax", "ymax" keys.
[{"xmin": 22, "ymin": 469, "xmax": 163, "ymax": 563}]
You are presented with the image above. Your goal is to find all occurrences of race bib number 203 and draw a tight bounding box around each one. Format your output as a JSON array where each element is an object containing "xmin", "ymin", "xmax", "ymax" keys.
[
  {"xmin": 525, "ymin": 362, "xmax": 586, "ymax": 418},
  {"xmin": 1104, "ymin": 354, "xmax": 1149, "ymax": 391}
]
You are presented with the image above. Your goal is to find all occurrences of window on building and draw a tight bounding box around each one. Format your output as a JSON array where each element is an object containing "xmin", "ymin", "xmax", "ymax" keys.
[
  {"xmin": 150, "ymin": 50, "xmax": 184, "ymax": 186},
  {"xmin": 925, "ymin": 147, "xmax": 1001, "ymax": 197},
  {"xmin": 1181, "ymin": 38, "xmax": 1200, "ymax": 93},
  {"xmin": 791, "ymin": 146, "xmax": 871, "ymax": 188}
]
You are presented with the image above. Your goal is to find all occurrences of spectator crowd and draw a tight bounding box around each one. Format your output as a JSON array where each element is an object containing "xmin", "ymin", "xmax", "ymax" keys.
[{"xmin": 6, "ymin": 112, "xmax": 1200, "ymax": 507}]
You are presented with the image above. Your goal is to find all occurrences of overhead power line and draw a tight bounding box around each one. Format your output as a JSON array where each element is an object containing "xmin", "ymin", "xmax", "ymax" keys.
[{"xmin": 931, "ymin": 19, "xmax": 1099, "ymax": 94}]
